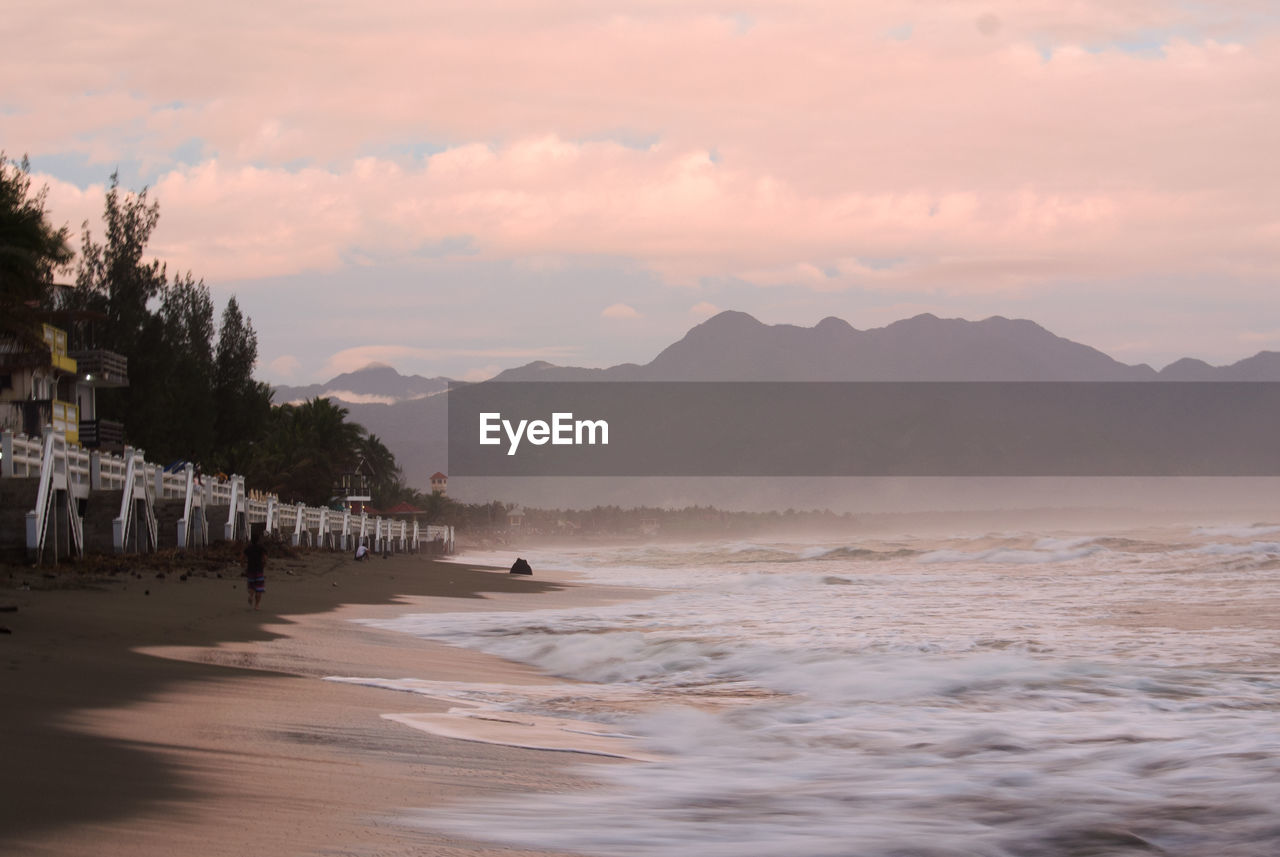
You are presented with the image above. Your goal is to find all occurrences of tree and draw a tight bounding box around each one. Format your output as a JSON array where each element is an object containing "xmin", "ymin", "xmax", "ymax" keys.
[
  {"xmin": 66, "ymin": 174, "xmax": 176, "ymax": 456},
  {"xmin": 0, "ymin": 153, "xmax": 73, "ymax": 337},
  {"xmin": 243, "ymin": 397, "xmax": 365, "ymax": 505},
  {"xmin": 71, "ymin": 172, "xmax": 168, "ymax": 356},
  {"xmin": 213, "ymin": 296, "xmax": 271, "ymax": 471},
  {"xmin": 156, "ymin": 273, "xmax": 217, "ymax": 461},
  {"xmin": 64, "ymin": 174, "xmax": 270, "ymax": 466},
  {"xmin": 360, "ymin": 433, "xmax": 402, "ymax": 506}
]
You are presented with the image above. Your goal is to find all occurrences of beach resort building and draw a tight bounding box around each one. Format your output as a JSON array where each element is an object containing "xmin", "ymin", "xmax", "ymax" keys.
[
  {"xmin": 506, "ymin": 506, "xmax": 525, "ymax": 531},
  {"xmin": 1, "ymin": 319, "xmax": 129, "ymax": 452}
]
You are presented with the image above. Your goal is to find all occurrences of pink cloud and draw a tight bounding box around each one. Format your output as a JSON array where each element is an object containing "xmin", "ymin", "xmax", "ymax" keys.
[
  {"xmin": 602, "ymin": 303, "xmax": 642, "ymax": 319},
  {"xmin": 5, "ymin": 1, "xmax": 1277, "ymax": 297},
  {"xmin": 318, "ymin": 343, "xmax": 579, "ymax": 379}
]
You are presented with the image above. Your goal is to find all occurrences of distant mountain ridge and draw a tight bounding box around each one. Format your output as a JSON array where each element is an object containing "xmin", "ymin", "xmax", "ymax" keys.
[
  {"xmin": 271, "ymin": 312, "xmax": 1280, "ymax": 489},
  {"xmin": 273, "ymin": 363, "xmax": 450, "ymax": 405},
  {"xmin": 494, "ymin": 311, "xmax": 1280, "ymax": 381}
]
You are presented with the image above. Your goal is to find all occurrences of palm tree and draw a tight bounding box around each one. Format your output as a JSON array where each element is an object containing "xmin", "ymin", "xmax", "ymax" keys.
[
  {"xmin": 245, "ymin": 397, "xmax": 365, "ymax": 505},
  {"xmin": 360, "ymin": 433, "xmax": 401, "ymax": 506}
]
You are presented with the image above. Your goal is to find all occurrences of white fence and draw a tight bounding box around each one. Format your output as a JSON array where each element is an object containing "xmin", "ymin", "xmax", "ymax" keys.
[{"xmin": 2, "ymin": 428, "xmax": 454, "ymax": 562}]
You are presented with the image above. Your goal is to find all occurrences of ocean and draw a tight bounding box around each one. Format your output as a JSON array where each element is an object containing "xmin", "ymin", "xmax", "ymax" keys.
[{"xmin": 334, "ymin": 523, "xmax": 1280, "ymax": 856}]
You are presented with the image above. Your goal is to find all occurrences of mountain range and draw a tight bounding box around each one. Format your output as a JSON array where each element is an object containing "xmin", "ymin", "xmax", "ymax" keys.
[
  {"xmin": 493, "ymin": 311, "xmax": 1280, "ymax": 382},
  {"xmin": 272, "ymin": 311, "xmax": 1280, "ymax": 490}
]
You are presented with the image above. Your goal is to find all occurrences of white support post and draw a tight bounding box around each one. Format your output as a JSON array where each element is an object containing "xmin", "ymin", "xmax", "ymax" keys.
[
  {"xmin": 224, "ymin": 475, "xmax": 243, "ymax": 541},
  {"xmin": 27, "ymin": 430, "xmax": 83, "ymax": 563},
  {"xmin": 113, "ymin": 448, "xmax": 138, "ymax": 553},
  {"xmin": 177, "ymin": 463, "xmax": 194, "ymax": 549}
]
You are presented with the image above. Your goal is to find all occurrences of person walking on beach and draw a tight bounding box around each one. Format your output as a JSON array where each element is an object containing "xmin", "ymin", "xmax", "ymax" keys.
[{"xmin": 243, "ymin": 531, "xmax": 267, "ymax": 610}]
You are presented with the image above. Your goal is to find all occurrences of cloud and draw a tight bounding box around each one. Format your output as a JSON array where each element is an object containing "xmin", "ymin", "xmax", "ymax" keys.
[
  {"xmin": 461, "ymin": 365, "xmax": 503, "ymax": 382},
  {"xmin": 317, "ymin": 390, "xmax": 400, "ymax": 405},
  {"xmin": 601, "ymin": 303, "xmax": 641, "ymax": 319},
  {"xmin": 1238, "ymin": 329, "xmax": 1280, "ymax": 345},
  {"xmin": 319, "ymin": 343, "xmax": 579, "ymax": 377},
  {"xmin": 268, "ymin": 354, "xmax": 300, "ymax": 378},
  {"xmin": 690, "ymin": 301, "xmax": 720, "ymax": 317},
  {"xmin": 8, "ymin": 1, "xmax": 1280, "ymax": 301}
]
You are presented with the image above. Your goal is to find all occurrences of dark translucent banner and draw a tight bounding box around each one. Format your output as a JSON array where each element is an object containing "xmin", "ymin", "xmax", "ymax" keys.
[{"xmin": 447, "ymin": 382, "xmax": 1280, "ymax": 476}]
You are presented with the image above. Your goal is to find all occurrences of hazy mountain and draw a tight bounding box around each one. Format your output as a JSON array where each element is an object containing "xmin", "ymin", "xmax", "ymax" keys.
[
  {"xmin": 275, "ymin": 312, "xmax": 1280, "ymax": 490},
  {"xmin": 494, "ymin": 312, "xmax": 1167, "ymax": 381},
  {"xmin": 1159, "ymin": 350, "xmax": 1280, "ymax": 381},
  {"xmin": 272, "ymin": 363, "xmax": 450, "ymax": 405}
]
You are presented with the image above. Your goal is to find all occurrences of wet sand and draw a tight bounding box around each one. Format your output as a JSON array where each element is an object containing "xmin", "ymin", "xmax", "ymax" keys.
[{"xmin": 0, "ymin": 550, "xmax": 651, "ymax": 857}]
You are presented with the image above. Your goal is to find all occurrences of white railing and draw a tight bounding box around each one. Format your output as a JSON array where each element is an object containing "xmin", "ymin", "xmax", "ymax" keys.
[
  {"xmin": 2, "ymin": 431, "xmax": 44, "ymax": 477},
  {"xmin": 246, "ymin": 496, "xmax": 270, "ymax": 525},
  {"xmin": 276, "ymin": 503, "xmax": 297, "ymax": 540},
  {"xmin": 424, "ymin": 524, "xmax": 454, "ymax": 553},
  {"xmin": 158, "ymin": 466, "xmax": 186, "ymax": 499},
  {"xmin": 96, "ymin": 451, "xmax": 128, "ymax": 490},
  {"xmin": 4, "ymin": 428, "xmax": 449, "ymax": 562}
]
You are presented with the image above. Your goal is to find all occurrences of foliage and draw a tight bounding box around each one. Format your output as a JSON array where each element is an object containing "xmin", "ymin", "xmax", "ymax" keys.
[
  {"xmin": 242, "ymin": 397, "xmax": 366, "ymax": 506},
  {"xmin": 0, "ymin": 153, "xmax": 73, "ymax": 338},
  {"xmin": 156, "ymin": 273, "xmax": 217, "ymax": 461},
  {"xmin": 213, "ymin": 297, "xmax": 272, "ymax": 473},
  {"xmin": 360, "ymin": 433, "xmax": 402, "ymax": 507},
  {"xmin": 72, "ymin": 173, "xmax": 168, "ymax": 357},
  {"xmin": 61, "ymin": 174, "xmax": 264, "ymax": 465}
]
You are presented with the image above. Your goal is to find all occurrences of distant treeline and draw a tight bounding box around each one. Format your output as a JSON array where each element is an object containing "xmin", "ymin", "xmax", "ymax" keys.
[{"xmin": 417, "ymin": 500, "xmax": 857, "ymax": 536}]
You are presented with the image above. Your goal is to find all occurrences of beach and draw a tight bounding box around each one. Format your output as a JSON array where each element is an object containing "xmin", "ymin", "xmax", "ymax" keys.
[
  {"xmin": 1, "ymin": 549, "xmax": 648, "ymax": 857},
  {"xmin": 6, "ymin": 522, "xmax": 1280, "ymax": 857}
]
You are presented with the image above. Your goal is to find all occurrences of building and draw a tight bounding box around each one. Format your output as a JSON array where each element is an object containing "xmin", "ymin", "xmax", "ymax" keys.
[
  {"xmin": 336, "ymin": 457, "xmax": 374, "ymax": 515},
  {"xmin": 1, "ymin": 323, "xmax": 82, "ymax": 443},
  {"xmin": 1, "ymin": 306, "xmax": 131, "ymax": 452},
  {"xmin": 385, "ymin": 500, "xmax": 424, "ymax": 520},
  {"xmin": 59, "ymin": 309, "xmax": 129, "ymax": 452},
  {"xmin": 430, "ymin": 471, "xmax": 447, "ymax": 495}
]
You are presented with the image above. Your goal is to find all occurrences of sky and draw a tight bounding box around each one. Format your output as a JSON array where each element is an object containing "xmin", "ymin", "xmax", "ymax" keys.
[{"xmin": 5, "ymin": 1, "xmax": 1279, "ymax": 384}]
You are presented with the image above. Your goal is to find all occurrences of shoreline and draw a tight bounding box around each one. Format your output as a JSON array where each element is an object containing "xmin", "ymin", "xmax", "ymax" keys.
[{"xmin": 1, "ymin": 550, "xmax": 655, "ymax": 857}]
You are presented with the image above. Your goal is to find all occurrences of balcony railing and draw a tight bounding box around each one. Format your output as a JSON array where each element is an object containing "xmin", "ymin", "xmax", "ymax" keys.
[
  {"xmin": 42, "ymin": 324, "xmax": 77, "ymax": 374},
  {"xmin": 79, "ymin": 417, "xmax": 126, "ymax": 451},
  {"xmin": 69, "ymin": 349, "xmax": 129, "ymax": 387},
  {"xmin": 1, "ymin": 399, "xmax": 79, "ymax": 442}
]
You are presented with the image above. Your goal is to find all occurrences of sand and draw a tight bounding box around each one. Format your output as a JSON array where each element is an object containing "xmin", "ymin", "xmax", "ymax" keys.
[{"xmin": 0, "ymin": 549, "xmax": 653, "ymax": 857}]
